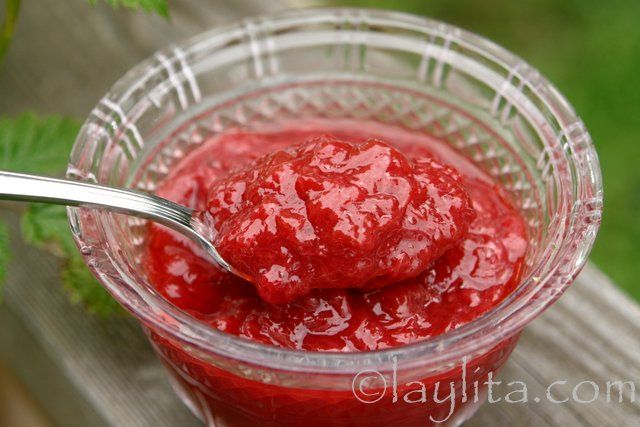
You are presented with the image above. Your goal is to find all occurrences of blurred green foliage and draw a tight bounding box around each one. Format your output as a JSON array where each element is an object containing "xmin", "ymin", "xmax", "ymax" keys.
[{"xmin": 339, "ymin": 0, "xmax": 640, "ymax": 299}]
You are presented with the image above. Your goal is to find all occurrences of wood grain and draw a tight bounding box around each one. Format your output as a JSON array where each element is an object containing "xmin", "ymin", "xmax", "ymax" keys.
[{"xmin": 0, "ymin": 1, "xmax": 638, "ymax": 426}]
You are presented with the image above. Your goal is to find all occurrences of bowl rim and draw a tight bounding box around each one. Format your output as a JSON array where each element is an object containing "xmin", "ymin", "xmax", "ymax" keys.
[{"xmin": 68, "ymin": 7, "xmax": 603, "ymax": 374}]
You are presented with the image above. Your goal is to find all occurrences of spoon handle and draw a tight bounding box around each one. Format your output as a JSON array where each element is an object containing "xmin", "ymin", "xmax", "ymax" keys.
[
  {"xmin": 0, "ymin": 170, "xmax": 242, "ymax": 277},
  {"xmin": 0, "ymin": 170, "xmax": 195, "ymax": 235}
]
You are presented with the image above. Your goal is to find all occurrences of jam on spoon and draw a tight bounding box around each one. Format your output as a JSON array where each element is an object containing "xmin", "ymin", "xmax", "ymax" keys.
[{"xmin": 206, "ymin": 135, "xmax": 475, "ymax": 303}]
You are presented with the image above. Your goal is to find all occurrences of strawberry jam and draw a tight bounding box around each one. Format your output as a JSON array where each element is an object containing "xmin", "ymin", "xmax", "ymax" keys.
[
  {"xmin": 142, "ymin": 120, "xmax": 528, "ymax": 425},
  {"xmin": 145, "ymin": 121, "xmax": 527, "ymax": 351}
]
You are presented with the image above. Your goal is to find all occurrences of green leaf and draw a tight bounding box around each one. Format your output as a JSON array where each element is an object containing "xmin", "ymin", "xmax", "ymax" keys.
[
  {"xmin": 21, "ymin": 204, "xmax": 76, "ymax": 255},
  {"xmin": 63, "ymin": 255, "xmax": 124, "ymax": 317},
  {"xmin": 0, "ymin": 112, "xmax": 81, "ymax": 174},
  {"xmin": 0, "ymin": 112, "xmax": 78, "ymax": 299},
  {"xmin": 1, "ymin": 112, "xmax": 121, "ymax": 315},
  {"xmin": 87, "ymin": 0, "xmax": 169, "ymax": 17},
  {"xmin": 21, "ymin": 204, "xmax": 122, "ymax": 316},
  {"xmin": 0, "ymin": 220, "xmax": 10, "ymax": 296}
]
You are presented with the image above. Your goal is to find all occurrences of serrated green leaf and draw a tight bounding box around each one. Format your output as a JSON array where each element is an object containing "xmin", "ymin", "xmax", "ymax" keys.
[
  {"xmin": 1, "ymin": 112, "xmax": 121, "ymax": 315},
  {"xmin": 21, "ymin": 204, "xmax": 76, "ymax": 255},
  {"xmin": 0, "ymin": 220, "xmax": 10, "ymax": 296},
  {"xmin": 21, "ymin": 203, "xmax": 122, "ymax": 316},
  {"xmin": 63, "ymin": 254, "xmax": 124, "ymax": 317},
  {"xmin": 87, "ymin": 0, "xmax": 169, "ymax": 17},
  {"xmin": 0, "ymin": 112, "xmax": 80, "ymax": 174}
]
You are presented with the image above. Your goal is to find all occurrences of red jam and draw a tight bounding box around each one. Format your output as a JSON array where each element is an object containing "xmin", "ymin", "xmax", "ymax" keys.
[
  {"xmin": 144, "ymin": 121, "xmax": 527, "ymax": 352},
  {"xmin": 143, "ymin": 120, "xmax": 528, "ymax": 425},
  {"xmin": 206, "ymin": 136, "xmax": 475, "ymax": 303}
]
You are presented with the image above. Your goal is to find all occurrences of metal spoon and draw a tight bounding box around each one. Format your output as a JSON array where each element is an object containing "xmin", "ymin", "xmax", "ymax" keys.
[{"xmin": 0, "ymin": 170, "xmax": 248, "ymax": 280}]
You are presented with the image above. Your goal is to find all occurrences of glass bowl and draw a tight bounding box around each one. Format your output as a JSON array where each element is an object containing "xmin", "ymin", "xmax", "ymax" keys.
[{"xmin": 68, "ymin": 8, "xmax": 602, "ymax": 426}]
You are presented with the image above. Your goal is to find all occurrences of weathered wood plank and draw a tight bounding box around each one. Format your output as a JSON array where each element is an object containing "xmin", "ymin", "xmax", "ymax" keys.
[
  {"xmin": 469, "ymin": 264, "xmax": 640, "ymax": 427},
  {"xmin": 0, "ymin": 211, "xmax": 198, "ymax": 427},
  {"xmin": 1, "ymin": 1, "xmax": 638, "ymax": 426}
]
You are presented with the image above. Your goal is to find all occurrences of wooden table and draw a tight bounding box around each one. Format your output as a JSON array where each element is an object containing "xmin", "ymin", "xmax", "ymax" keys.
[{"xmin": 1, "ymin": 1, "xmax": 638, "ymax": 426}]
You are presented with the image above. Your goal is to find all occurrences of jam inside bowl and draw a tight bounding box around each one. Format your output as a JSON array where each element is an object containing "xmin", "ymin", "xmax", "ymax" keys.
[{"xmin": 68, "ymin": 8, "xmax": 602, "ymax": 426}]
